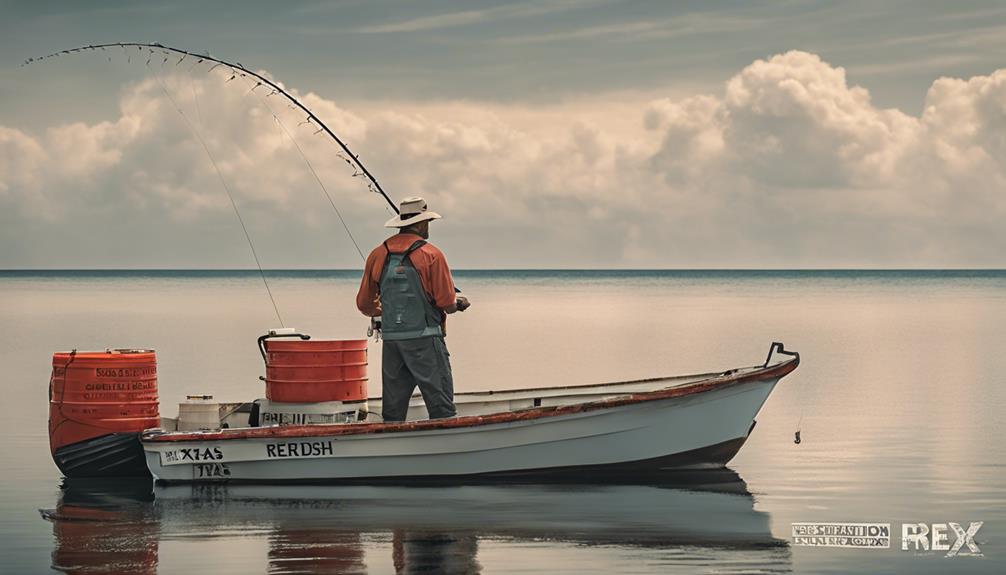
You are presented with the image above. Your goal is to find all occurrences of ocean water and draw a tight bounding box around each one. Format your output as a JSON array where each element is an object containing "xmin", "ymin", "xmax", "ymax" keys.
[{"xmin": 0, "ymin": 270, "xmax": 1003, "ymax": 574}]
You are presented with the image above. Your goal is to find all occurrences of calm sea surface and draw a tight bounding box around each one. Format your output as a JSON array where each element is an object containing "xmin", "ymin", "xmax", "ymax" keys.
[{"xmin": 0, "ymin": 270, "xmax": 1003, "ymax": 574}]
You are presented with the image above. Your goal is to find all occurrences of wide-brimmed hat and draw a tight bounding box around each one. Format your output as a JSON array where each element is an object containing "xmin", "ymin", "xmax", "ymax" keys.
[{"xmin": 384, "ymin": 196, "xmax": 442, "ymax": 228}]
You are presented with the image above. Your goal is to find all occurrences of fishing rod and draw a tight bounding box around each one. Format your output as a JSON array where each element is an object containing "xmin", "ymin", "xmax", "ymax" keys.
[
  {"xmin": 23, "ymin": 41, "xmax": 400, "ymax": 326},
  {"xmin": 23, "ymin": 42, "xmax": 462, "ymax": 331},
  {"xmin": 22, "ymin": 42, "xmax": 401, "ymax": 216}
]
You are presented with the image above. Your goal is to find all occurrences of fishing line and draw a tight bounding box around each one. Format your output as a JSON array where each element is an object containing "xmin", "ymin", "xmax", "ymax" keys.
[
  {"xmin": 25, "ymin": 43, "xmax": 400, "ymax": 215},
  {"xmin": 273, "ymin": 114, "xmax": 368, "ymax": 261},
  {"xmin": 233, "ymin": 74, "xmax": 366, "ymax": 261},
  {"xmin": 794, "ymin": 378, "xmax": 807, "ymax": 444},
  {"xmin": 793, "ymin": 357, "xmax": 807, "ymax": 444},
  {"xmin": 151, "ymin": 69, "xmax": 285, "ymax": 327},
  {"xmin": 187, "ymin": 69, "xmax": 203, "ymax": 127},
  {"xmin": 25, "ymin": 43, "xmax": 423, "ymax": 306}
]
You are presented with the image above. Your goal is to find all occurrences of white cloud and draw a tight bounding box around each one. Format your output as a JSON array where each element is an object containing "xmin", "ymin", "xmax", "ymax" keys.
[
  {"xmin": 719, "ymin": 51, "xmax": 921, "ymax": 189},
  {"xmin": 494, "ymin": 13, "xmax": 764, "ymax": 45},
  {"xmin": 356, "ymin": 0, "xmax": 594, "ymax": 34},
  {"xmin": 2, "ymin": 51, "xmax": 1006, "ymax": 268}
]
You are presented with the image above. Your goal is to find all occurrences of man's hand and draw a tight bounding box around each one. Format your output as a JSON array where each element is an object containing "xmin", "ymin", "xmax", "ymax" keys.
[{"xmin": 445, "ymin": 296, "xmax": 471, "ymax": 314}]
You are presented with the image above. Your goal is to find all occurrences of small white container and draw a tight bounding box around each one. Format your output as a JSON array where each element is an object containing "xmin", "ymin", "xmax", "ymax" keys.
[{"xmin": 177, "ymin": 395, "xmax": 221, "ymax": 431}]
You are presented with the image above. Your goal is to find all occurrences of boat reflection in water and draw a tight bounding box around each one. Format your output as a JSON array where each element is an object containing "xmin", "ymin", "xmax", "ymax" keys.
[
  {"xmin": 40, "ymin": 479, "xmax": 159, "ymax": 575},
  {"xmin": 42, "ymin": 470, "xmax": 790, "ymax": 574}
]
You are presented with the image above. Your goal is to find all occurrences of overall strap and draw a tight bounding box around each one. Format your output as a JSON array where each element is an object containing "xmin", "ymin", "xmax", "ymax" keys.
[
  {"xmin": 378, "ymin": 239, "xmax": 428, "ymax": 284},
  {"xmin": 378, "ymin": 241, "xmax": 393, "ymax": 281},
  {"xmin": 382, "ymin": 239, "xmax": 426, "ymax": 259},
  {"xmin": 400, "ymin": 239, "xmax": 437, "ymax": 309},
  {"xmin": 401, "ymin": 239, "xmax": 427, "ymax": 262}
]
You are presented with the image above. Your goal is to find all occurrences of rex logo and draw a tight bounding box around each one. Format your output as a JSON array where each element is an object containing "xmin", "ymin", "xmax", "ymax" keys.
[{"xmin": 901, "ymin": 522, "xmax": 983, "ymax": 557}]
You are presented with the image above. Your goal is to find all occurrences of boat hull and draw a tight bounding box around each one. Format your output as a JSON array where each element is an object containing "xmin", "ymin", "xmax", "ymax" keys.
[
  {"xmin": 53, "ymin": 433, "xmax": 150, "ymax": 479},
  {"xmin": 143, "ymin": 375, "xmax": 780, "ymax": 483}
]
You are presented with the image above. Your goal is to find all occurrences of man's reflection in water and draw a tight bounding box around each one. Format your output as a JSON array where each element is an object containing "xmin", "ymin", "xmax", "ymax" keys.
[
  {"xmin": 269, "ymin": 527, "xmax": 366, "ymax": 575},
  {"xmin": 43, "ymin": 469, "xmax": 789, "ymax": 574},
  {"xmin": 265, "ymin": 525, "xmax": 481, "ymax": 575},
  {"xmin": 393, "ymin": 530, "xmax": 480, "ymax": 575}
]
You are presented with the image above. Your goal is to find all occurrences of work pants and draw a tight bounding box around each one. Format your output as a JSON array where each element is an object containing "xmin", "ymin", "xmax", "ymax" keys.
[{"xmin": 381, "ymin": 336, "xmax": 456, "ymax": 422}]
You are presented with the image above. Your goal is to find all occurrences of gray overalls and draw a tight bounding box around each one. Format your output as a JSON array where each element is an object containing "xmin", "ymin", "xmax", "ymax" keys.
[{"xmin": 379, "ymin": 239, "xmax": 456, "ymax": 422}]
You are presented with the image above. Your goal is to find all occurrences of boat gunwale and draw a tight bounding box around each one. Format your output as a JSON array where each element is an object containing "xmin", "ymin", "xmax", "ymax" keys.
[
  {"xmin": 389, "ymin": 369, "xmax": 729, "ymax": 401},
  {"xmin": 143, "ymin": 355, "xmax": 799, "ymax": 444}
]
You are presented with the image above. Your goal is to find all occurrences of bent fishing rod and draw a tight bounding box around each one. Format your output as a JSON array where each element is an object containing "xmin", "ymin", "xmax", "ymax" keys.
[
  {"xmin": 23, "ymin": 42, "xmax": 400, "ymax": 216},
  {"xmin": 22, "ymin": 43, "xmax": 462, "ymax": 328}
]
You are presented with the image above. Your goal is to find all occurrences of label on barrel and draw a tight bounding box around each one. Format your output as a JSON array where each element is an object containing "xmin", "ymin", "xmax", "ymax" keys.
[
  {"xmin": 261, "ymin": 411, "xmax": 312, "ymax": 426},
  {"xmin": 95, "ymin": 367, "xmax": 157, "ymax": 378},
  {"xmin": 260, "ymin": 411, "xmax": 349, "ymax": 426},
  {"xmin": 83, "ymin": 381, "xmax": 156, "ymax": 390}
]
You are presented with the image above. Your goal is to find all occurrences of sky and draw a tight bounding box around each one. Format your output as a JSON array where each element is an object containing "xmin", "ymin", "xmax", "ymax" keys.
[{"xmin": 1, "ymin": 0, "xmax": 1005, "ymax": 269}]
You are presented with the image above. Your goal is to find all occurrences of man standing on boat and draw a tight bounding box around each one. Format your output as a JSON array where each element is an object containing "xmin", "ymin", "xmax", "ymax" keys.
[{"xmin": 356, "ymin": 197, "xmax": 470, "ymax": 422}]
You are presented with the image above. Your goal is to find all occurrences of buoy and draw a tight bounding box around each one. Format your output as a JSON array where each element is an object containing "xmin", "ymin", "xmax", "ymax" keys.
[{"xmin": 48, "ymin": 349, "xmax": 160, "ymax": 477}]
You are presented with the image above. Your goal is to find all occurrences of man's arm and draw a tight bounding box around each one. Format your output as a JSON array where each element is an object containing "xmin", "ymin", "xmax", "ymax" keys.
[
  {"xmin": 356, "ymin": 249, "xmax": 382, "ymax": 317},
  {"xmin": 428, "ymin": 250, "xmax": 468, "ymax": 314}
]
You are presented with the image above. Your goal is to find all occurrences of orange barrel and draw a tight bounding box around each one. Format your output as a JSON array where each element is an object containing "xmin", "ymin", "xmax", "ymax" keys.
[
  {"xmin": 48, "ymin": 350, "xmax": 160, "ymax": 467},
  {"xmin": 264, "ymin": 339, "xmax": 368, "ymax": 403}
]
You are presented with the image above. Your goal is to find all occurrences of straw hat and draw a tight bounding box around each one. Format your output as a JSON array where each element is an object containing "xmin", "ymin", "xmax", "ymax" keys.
[{"xmin": 384, "ymin": 196, "xmax": 442, "ymax": 228}]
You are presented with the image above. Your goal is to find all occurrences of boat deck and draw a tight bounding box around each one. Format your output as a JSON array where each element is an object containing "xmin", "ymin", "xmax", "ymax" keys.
[{"xmin": 145, "ymin": 357, "xmax": 797, "ymax": 443}]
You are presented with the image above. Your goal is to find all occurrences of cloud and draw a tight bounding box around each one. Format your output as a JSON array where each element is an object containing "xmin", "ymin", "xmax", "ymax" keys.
[
  {"xmin": 0, "ymin": 126, "xmax": 46, "ymax": 211},
  {"xmin": 494, "ymin": 13, "xmax": 764, "ymax": 45},
  {"xmin": 720, "ymin": 50, "xmax": 920, "ymax": 189},
  {"xmin": 2, "ymin": 51, "xmax": 1006, "ymax": 268},
  {"xmin": 356, "ymin": 0, "xmax": 592, "ymax": 34},
  {"xmin": 494, "ymin": 19, "xmax": 670, "ymax": 45}
]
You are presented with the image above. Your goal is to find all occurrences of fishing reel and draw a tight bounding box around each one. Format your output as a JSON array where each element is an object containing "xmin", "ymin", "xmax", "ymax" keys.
[{"xmin": 367, "ymin": 316, "xmax": 382, "ymax": 342}]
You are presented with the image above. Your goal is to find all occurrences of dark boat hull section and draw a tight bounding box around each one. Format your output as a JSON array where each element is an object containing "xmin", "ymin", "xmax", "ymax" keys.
[{"xmin": 53, "ymin": 433, "xmax": 151, "ymax": 479}]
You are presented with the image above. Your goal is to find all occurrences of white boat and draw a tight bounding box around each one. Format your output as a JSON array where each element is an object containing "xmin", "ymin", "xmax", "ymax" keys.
[{"xmin": 140, "ymin": 342, "xmax": 799, "ymax": 483}]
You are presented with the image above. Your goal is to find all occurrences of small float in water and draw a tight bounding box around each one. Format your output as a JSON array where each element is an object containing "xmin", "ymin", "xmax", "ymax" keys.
[{"xmin": 48, "ymin": 332, "xmax": 798, "ymax": 484}]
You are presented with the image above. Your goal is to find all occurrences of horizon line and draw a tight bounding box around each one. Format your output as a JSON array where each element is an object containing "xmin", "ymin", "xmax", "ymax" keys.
[{"xmin": 2, "ymin": 268, "xmax": 1005, "ymax": 273}]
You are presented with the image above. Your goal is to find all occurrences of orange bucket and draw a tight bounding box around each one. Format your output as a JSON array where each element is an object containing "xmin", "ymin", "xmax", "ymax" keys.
[
  {"xmin": 264, "ymin": 339, "xmax": 368, "ymax": 403},
  {"xmin": 48, "ymin": 350, "xmax": 160, "ymax": 454}
]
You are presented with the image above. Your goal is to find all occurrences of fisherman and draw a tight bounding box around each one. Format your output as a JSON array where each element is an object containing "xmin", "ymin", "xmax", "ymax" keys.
[{"xmin": 356, "ymin": 197, "xmax": 471, "ymax": 422}]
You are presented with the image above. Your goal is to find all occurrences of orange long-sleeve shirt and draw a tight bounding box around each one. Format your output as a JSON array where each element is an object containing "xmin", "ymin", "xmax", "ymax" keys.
[{"xmin": 356, "ymin": 233, "xmax": 457, "ymax": 322}]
